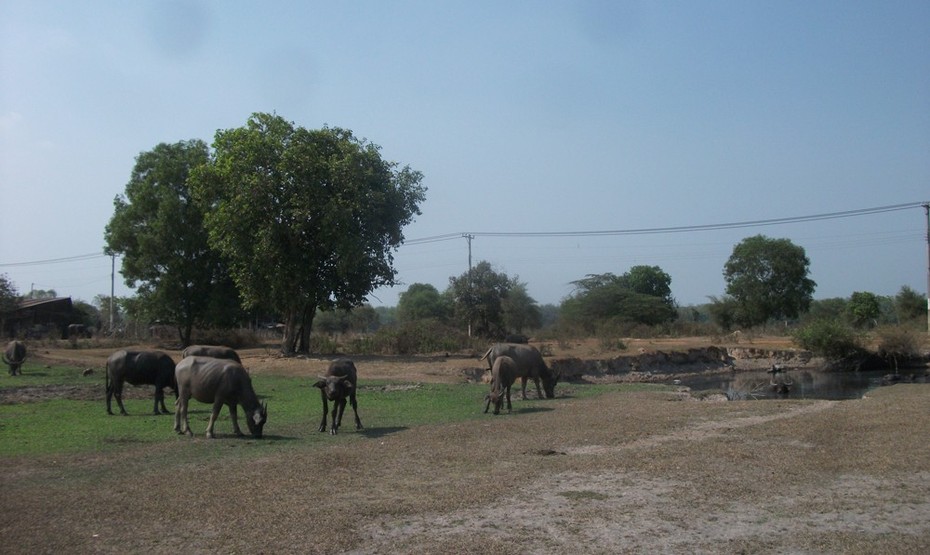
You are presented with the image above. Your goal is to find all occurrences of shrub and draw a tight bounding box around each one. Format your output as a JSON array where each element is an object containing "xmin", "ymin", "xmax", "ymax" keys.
[
  {"xmin": 367, "ymin": 319, "xmax": 476, "ymax": 355},
  {"xmin": 875, "ymin": 325, "xmax": 921, "ymax": 370},
  {"xmin": 790, "ymin": 319, "xmax": 863, "ymax": 360}
]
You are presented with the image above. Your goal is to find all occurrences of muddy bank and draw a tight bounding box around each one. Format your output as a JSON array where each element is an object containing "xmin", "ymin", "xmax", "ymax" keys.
[{"xmin": 547, "ymin": 346, "xmax": 819, "ymax": 384}]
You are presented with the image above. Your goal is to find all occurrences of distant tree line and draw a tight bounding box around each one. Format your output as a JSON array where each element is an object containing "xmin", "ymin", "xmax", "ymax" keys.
[{"xmin": 4, "ymin": 109, "xmax": 894, "ymax": 352}]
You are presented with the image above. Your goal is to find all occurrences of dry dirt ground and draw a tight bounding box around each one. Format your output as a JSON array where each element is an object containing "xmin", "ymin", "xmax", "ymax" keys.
[{"xmin": 2, "ymin": 339, "xmax": 929, "ymax": 554}]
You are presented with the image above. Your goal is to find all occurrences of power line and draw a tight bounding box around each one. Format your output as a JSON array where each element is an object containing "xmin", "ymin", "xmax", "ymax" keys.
[
  {"xmin": 0, "ymin": 252, "xmax": 106, "ymax": 267},
  {"xmin": 405, "ymin": 201, "xmax": 926, "ymax": 242},
  {"xmin": 2, "ymin": 202, "xmax": 926, "ymax": 265}
]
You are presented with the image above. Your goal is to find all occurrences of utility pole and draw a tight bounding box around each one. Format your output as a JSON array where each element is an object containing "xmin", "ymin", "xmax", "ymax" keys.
[
  {"xmin": 924, "ymin": 203, "xmax": 929, "ymax": 334},
  {"xmin": 110, "ymin": 254, "xmax": 115, "ymax": 333},
  {"xmin": 463, "ymin": 233, "xmax": 474, "ymax": 337}
]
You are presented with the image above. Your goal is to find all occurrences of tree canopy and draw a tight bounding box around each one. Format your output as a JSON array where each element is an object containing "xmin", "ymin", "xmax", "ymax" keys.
[
  {"xmin": 190, "ymin": 113, "xmax": 426, "ymax": 353},
  {"xmin": 723, "ymin": 235, "xmax": 816, "ymax": 327},
  {"xmin": 501, "ymin": 282, "xmax": 542, "ymax": 333},
  {"xmin": 0, "ymin": 274, "xmax": 19, "ymax": 334},
  {"xmin": 894, "ymin": 285, "xmax": 926, "ymax": 324},
  {"xmin": 447, "ymin": 261, "xmax": 519, "ymax": 338},
  {"xmin": 104, "ymin": 140, "xmax": 242, "ymax": 345},
  {"xmin": 397, "ymin": 283, "xmax": 449, "ymax": 323},
  {"xmin": 847, "ymin": 291, "xmax": 880, "ymax": 328},
  {"xmin": 561, "ymin": 266, "xmax": 677, "ymax": 332}
]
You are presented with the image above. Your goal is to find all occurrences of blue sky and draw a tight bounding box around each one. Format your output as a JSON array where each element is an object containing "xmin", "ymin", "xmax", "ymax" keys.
[{"xmin": 1, "ymin": 1, "xmax": 928, "ymax": 309}]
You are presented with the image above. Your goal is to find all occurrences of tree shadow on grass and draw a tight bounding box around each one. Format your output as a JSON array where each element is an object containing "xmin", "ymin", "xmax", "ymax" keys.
[{"xmin": 358, "ymin": 426, "xmax": 408, "ymax": 439}]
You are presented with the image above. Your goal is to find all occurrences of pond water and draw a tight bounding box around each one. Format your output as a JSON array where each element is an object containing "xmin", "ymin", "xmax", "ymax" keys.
[{"xmin": 678, "ymin": 368, "xmax": 929, "ymax": 401}]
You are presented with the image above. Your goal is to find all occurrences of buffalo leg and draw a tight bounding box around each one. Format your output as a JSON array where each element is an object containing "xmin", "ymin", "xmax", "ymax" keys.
[
  {"xmin": 152, "ymin": 388, "xmax": 164, "ymax": 415},
  {"xmin": 520, "ymin": 377, "xmax": 529, "ymax": 400},
  {"xmin": 317, "ymin": 392, "xmax": 329, "ymax": 433},
  {"xmin": 532, "ymin": 377, "xmax": 543, "ymax": 399},
  {"xmin": 228, "ymin": 402, "xmax": 244, "ymax": 436},
  {"xmin": 154, "ymin": 382, "xmax": 171, "ymax": 414},
  {"xmin": 205, "ymin": 399, "xmax": 224, "ymax": 439},
  {"xmin": 505, "ymin": 386, "xmax": 512, "ymax": 413},
  {"xmin": 331, "ymin": 398, "xmax": 346, "ymax": 434},
  {"xmin": 174, "ymin": 395, "xmax": 193, "ymax": 436},
  {"xmin": 106, "ymin": 384, "xmax": 115, "ymax": 415},
  {"xmin": 349, "ymin": 391, "xmax": 363, "ymax": 430},
  {"xmin": 113, "ymin": 385, "xmax": 129, "ymax": 416}
]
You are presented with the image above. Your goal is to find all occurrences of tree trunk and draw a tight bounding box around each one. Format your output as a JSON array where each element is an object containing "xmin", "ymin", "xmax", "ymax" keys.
[
  {"xmin": 281, "ymin": 309, "xmax": 300, "ymax": 355},
  {"xmin": 296, "ymin": 302, "xmax": 317, "ymax": 354}
]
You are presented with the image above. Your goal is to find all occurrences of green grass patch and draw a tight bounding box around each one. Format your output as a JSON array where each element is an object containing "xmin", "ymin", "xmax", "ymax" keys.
[
  {"xmin": 0, "ymin": 362, "xmax": 95, "ymax": 388},
  {"xmin": 0, "ymin": 363, "xmax": 664, "ymax": 459}
]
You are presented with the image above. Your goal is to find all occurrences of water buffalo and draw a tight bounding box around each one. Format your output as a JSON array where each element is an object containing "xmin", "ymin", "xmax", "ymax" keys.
[
  {"xmin": 480, "ymin": 343, "xmax": 558, "ymax": 399},
  {"xmin": 3, "ymin": 340, "xmax": 26, "ymax": 376},
  {"xmin": 106, "ymin": 350, "xmax": 178, "ymax": 415},
  {"xmin": 174, "ymin": 356, "xmax": 268, "ymax": 439},
  {"xmin": 181, "ymin": 345, "xmax": 242, "ymax": 363},
  {"xmin": 484, "ymin": 355, "xmax": 517, "ymax": 414},
  {"xmin": 313, "ymin": 358, "xmax": 363, "ymax": 435}
]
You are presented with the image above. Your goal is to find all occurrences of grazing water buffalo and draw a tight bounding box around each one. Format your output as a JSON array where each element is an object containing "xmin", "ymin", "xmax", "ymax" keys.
[
  {"xmin": 313, "ymin": 358, "xmax": 363, "ymax": 435},
  {"xmin": 181, "ymin": 345, "xmax": 242, "ymax": 363},
  {"xmin": 3, "ymin": 340, "xmax": 26, "ymax": 376},
  {"xmin": 106, "ymin": 350, "xmax": 178, "ymax": 415},
  {"xmin": 174, "ymin": 356, "xmax": 268, "ymax": 439},
  {"xmin": 484, "ymin": 355, "xmax": 517, "ymax": 415},
  {"xmin": 480, "ymin": 343, "xmax": 558, "ymax": 400}
]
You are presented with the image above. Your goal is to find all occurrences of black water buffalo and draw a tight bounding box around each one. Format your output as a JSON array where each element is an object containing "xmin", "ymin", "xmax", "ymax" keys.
[
  {"xmin": 106, "ymin": 350, "xmax": 178, "ymax": 415},
  {"xmin": 174, "ymin": 356, "xmax": 268, "ymax": 439},
  {"xmin": 484, "ymin": 355, "xmax": 517, "ymax": 415},
  {"xmin": 313, "ymin": 358, "xmax": 363, "ymax": 435},
  {"xmin": 181, "ymin": 344, "xmax": 242, "ymax": 363},
  {"xmin": 480, "ymin": 343, "xmax": 558, "ymax": 399},
  {"xmin": 3, "ymin": 340, "xmax": 26, "ymax": 376}
]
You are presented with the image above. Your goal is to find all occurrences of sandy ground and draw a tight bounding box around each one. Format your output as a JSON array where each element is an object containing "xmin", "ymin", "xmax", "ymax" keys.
[{"xmin": 2, "ymin": 339, "xmax": 929, "ymax": 554}]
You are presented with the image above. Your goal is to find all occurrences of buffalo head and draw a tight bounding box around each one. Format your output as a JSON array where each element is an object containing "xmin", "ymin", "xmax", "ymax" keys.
[
  {"xmin": 245, "ymin": 402, "xmax": 268, "ymax": 438},
  {"xmin": 542, "ymin": 371, "xmax": 559, "ymax": 399},
  {"xmin": 314, "ymin": 375, "xmax": 355, "ymax": 401}
]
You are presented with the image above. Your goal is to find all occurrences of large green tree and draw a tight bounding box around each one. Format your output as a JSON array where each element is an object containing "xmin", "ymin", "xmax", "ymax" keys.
[
  {"xmin": 447, "ymin": 261, "xmax": 517, "ymax": 338},
  {"xmin": 191, "ymin": 113, "xmax": 426, "ymax": 354},
  {"xmin": 502, "ymin": 282, "xmax": 542, "ymax": 334},
  {"xmin": 398, "ymin": 283, "xmax": 449, "ymax": 323},
  {"xmin": 847, "ymin": 291, "xmax": 880, "ymax": 328},
  {"xmin": 104, "ymin": 140, "xmax": 243, "ymax": 345},
  {"xmin": 723, "ymin": 235, "xmax": 816, "ymax": 327},
  {"xmin": 561, "ymin": 266, "xmax": 677, "ymax": 332}
]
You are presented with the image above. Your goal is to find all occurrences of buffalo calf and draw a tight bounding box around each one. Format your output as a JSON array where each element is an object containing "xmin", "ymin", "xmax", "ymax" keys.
[
  {"xmin": 480, "ymin": 343, "xmax": 559, "ymax": 400},
  {"xmin": 484, "ymin": 355, "xmax": 517, "ymax": 415},
  {"xmin": 313, "ymin": 359, "xmax": 363, "ymax": 435}
]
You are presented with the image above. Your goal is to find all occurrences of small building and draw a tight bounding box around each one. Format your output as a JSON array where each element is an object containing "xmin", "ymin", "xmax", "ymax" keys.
[{"xmin": 2, "ymin": 297, "xmax": 74, "ymax": 338}]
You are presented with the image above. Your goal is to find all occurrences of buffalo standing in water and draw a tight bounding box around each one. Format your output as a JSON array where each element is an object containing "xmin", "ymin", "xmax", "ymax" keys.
[
  {"xmin": 174, "ymin": 356, "xmax": 268, "ymax": 439},
  {"xmin": 106, "ymin": 350, "xmax": 178, "ymax": 415}
]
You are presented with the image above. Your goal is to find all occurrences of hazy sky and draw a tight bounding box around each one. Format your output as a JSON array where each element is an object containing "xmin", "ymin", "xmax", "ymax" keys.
[{"xmin": 1, "ymin": 1, "xmax": 928, "ymax": 309}]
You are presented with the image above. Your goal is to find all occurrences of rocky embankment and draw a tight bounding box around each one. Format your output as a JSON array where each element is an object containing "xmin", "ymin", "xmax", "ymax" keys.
[{"xmin": 548, "ymin": 346, "xmax": 817, "ymax": 384}]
